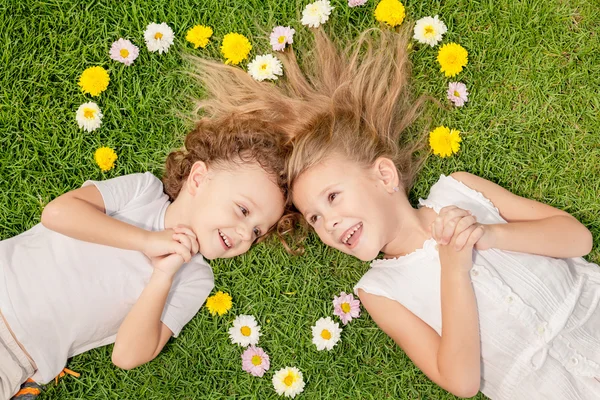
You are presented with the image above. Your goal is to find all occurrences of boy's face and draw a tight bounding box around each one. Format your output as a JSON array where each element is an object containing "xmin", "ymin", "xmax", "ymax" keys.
[
  {"xmin": 292, "ymin": 154, "xmax": 399, "ymax": 262},
  {"xmin": 188, "ymin": 162, "xmax": 285, "ymax": 260}
]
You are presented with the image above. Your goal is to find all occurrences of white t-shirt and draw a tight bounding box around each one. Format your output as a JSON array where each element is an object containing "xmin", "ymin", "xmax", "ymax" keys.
[{"xmin": 0, "ymin": 172, "xmax": 214, "ymax": 384}]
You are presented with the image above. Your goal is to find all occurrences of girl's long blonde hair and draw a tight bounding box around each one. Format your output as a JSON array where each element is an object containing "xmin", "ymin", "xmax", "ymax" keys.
[{"xmin": 188, "ymin": 27, "xmax": 426, "ymax": 195}]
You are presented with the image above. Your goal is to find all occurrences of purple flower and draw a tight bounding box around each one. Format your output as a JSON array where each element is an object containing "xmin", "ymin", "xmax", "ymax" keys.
[
  {"xmin": 109, "ymin": 38, "xmax": 139, "ymax": 66},
  {"xmin": 348, "ymin": 0, "xmax": 368, "ymax": 7},
  {"xmin": 270, "ymin": 26, "xmax": 295, "ymax": 51},
  {"xmin": 447, "ymin": 82, "xmax": 469, "ymax": 107},
  {"xmin": 241, "ymin": 346, "xmax": 270, "ymax": 377},
  {"xmin": 333, "ymin": 291, "xmax": 361, "ymax": 325}
]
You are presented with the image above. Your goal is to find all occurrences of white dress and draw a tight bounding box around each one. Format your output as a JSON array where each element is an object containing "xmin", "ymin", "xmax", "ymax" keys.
[{"xmin": 354, "ymin": 175, "xmax": 600, "ymax": 400}]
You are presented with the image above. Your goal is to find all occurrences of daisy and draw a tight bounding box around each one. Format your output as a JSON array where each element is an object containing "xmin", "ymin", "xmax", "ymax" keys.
[
  {"xmin": 78, "ymin": 66, "xmax": 109, "ymax": 97},
  {"xmin": 272, "ymin": 367, "xmax": 305, "ymax": 398},
  {"xmin": 413, "ymin": 15, "xmax": 447, "ymax": 47},
  {"xmin": 229, "ymin": 315, "xmax": 261, "ymax": 347},
  {"xmin": 220, "ymin": 32, "xmax": 252, "ymax": 65},
  {"xmin": 109, "ymin": 38, "xmax": 139, "ymax": 66},
  {"xmin": 429, "ymin": 126, "xmax": 461, "ymax": 157},
  {"xmin": 301, "ymin": 0, "xmax": 334, "ymax": 28},
  {"xmin": 241, "ymin": 346, "xmax": 270, "ymax": 377},
  {"xmin": 447, "ymin": 82, "xmax": 469, "ymax": 107},
  {"xmin": 348, "ymin": 0, "xmax": 368, "ymax": 6},
  {"xmin": 186, "ymin": 25, "xmax": 213, "ymax": 49},
  {"xmin": 205, "ymin": 291, "xmax": 232, "ymax": 316},
  {"xmin": 248, "ymin": 54, "xmax": 283, "ymax": 81},
  {"xmin": 374, "ymin": 0, "xmax": 405, "ymax": 27},
  {"xmin": 437, "ymin": 43, "xmax": 468, "ymax": 77},
  {"xmin": 144, "ymin": 22, "xmax": 174, "ymax": 54},
  {"xmin": 333, "ymin": 292, "xmax": 361, "ymax": 325},
  {"xmin": 94, "ymin": 147, "xmax": 117, "ymax": 172},
  {"xmin": 311, "ymin": 317, "xmax": 342, "ymax": 351},
  {"xmin": 75, "ymin": 102, "xmax": 103, "ymax": 132},
  {"xmin": 270, "ymin": 26, "xmax": 295, "ymax": 52}
]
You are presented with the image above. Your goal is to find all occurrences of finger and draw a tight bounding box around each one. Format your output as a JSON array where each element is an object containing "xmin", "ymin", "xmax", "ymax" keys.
[
  {"xmin": 173, "ymin": 225, "xmax": 196, "ymax": 239},
  {"xmin": 454, "ymin": 216, "xmax": 478, "ymax": 238},
  {"xmin": 438, "ymin": 205, "xmax": 458, "ymax": 216},
  {"xmin": 466, "ymin": 225, "xmax": 486, "ymax": 247},
  {"xmin": 173, "ymin": 233, "xmax": 193, "ymax": 252},
  {"xmin": 453, "ymin": 224, "xmax": 479, "ymax": 251},
  {"xmin": 171, "ymin": 242, "xmax": 192, "ymax": 263},
  {"xmin": 433, "ymin": 216, "xmax": 444, "ymax": 242}
]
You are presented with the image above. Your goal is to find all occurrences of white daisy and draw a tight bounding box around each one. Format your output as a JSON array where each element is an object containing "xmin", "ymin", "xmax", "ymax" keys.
[
  {"xmin": 311, "ymin": 317, "xmax": 342, "ymax": 351},
  {"xmin": 272, "ymin": 367, "xmax": 305, "ymax": 398},
  {"xmin": 144, "ymin": 22, "xmax": 174, "ymax": 54},
  {"xmin": 228, "ymin": 315, "xmax": 261, "ymax": 347},
  {"xmin": 75, "ymin": 102, "xmax": 103, "ymax": 132},
  {"xmin": 413, "ymin": 15, "xmax": 448, "ymax": 47},
  {"xmin": 109, "ymin": 38, "xmax": 139, "ymax": 66},
  {"xmin": 301, "ymin": 0, "xmax": 334, "ymax": 28},
  {"xmin": 248, "ymin": 54, "xmax": 283, "ymax": 81}
]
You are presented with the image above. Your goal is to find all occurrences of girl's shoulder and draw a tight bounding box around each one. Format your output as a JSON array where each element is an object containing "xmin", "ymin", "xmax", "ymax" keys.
[{"xmin": 419, "ymin": 174, "xmax": 506, "ymax": 225}]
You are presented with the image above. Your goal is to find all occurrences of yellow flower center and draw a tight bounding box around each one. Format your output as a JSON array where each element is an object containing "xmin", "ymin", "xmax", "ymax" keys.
[
  {"xmin": 154, "ymin": 32, "xmax": 163, "ymax": 39},
  {"xmin": 278, "ymin": 36, "xmax": 286, "ymax": 44},
  {"xmin": 425, "ymin": 26, "xmax": 434, "ymax": 36},
  {"xmin": 454, "ymin": 90, "xmax": 460, "ymax": 97},
  {"xmin": 284, "ymin": 374, "xmax": 295, "ymax": 387},
  {"xmin": 120, "ymin": 48, "xmax": 129, "ymax": 58},
  {"xmin": 446, "ymin": 54, "xmax": 457, "ymax": 64},
  {"xmin": 251, "ymin": 355, "xmax": 262, "ymax": 366},
  {"xmin": 83, "ymin": 108, "xmax": 95, "ymax": 119},
  {"xmin": 320, "ymin": 329, "xmax": 332, "ymax": 340},
  {"xmin": 341, "ymin": 303, "xmax": 351, "ymax": 313},
  {"xmin": 260, "ymin": 63, "xmax": 268, "ymax": 70},
  {"xmin": 240, "ymin": 326, "xmax": 251, "ymax": 336}
]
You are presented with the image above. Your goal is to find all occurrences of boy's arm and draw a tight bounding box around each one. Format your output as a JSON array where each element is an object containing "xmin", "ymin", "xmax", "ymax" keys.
[
  {"xmin": 450, "ymin": 172, "xmax": 593, "ymax": 258},
  {"xmin": 41, "ymin": 184, "xmax": 191, "ymax": 259}
]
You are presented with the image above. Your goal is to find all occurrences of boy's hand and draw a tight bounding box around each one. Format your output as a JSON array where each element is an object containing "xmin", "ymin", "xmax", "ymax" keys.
[
  {"xmin": 148, "ymin": 226, "xmax": 199, "ymax": 278},
  {"xmin": 142, "ymin": 225, "xmax": 199, "ymax": 262}
]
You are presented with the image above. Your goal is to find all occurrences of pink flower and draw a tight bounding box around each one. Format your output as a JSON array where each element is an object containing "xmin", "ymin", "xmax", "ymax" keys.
[
  {"xmin": 109, "ymin": 38, "xmax": 139, "ymax": 66},
  {"xmin": 348, "ymin": 0, "xmax": 368, "ymax": 6},
  {"xmin": 241, "ymin": 346, "xmax": 270, "ymax": 377},
  {"xmin": 269, "ymin": 26, "xmax": 295, "ymax": 51},
  {"xmin": 447, "ymin": 82, "xmax": 469, "ymax": 107},
  {"xmin": 333, "ymin": 291, "xmax": 361, "ymax": 325}
]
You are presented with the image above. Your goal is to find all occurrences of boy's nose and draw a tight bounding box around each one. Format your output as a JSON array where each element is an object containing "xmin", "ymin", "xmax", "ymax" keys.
[{"xmin": 236, "ymin": 224, "xmax": 253, "ymax": 242}]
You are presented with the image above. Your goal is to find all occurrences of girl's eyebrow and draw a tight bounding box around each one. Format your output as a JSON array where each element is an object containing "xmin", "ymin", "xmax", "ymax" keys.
[{"xmin": 318, "ymin": 183, "xmax": 336, "ymax": 197}]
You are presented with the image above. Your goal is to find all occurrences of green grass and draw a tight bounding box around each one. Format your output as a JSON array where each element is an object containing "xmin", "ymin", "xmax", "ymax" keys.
[{"xmin": 1, "ymin": 0, "xmax": 600, "ymax": 398}]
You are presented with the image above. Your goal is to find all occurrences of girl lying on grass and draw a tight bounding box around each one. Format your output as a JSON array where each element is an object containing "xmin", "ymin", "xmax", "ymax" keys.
[
  {"xmin": 0, "ymin": 111, "xmax": 292, "ymax": 399},
  {"xmin": 196, "ymin": 27, "xmax": 600, "ymax": 399}
]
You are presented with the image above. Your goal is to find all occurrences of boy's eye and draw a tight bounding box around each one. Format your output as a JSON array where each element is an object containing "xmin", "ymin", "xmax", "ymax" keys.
[
  {"xmin": 328, "ymin": 192, "xmax": 338, "ymax": 202},
  {"xmin": 239, "ymin": 205, "xmax": 249, "ymax": 216},
  {"xmin": 253, "ymin": 227, "xmax": 261, "ymax": 237}
]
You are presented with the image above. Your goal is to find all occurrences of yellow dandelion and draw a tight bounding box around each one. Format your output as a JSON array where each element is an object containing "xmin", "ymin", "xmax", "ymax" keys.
[
  {"xmin": 186, "ymin": 25, "xmax": 213, "ymax": 49},
  {"xmin": 220, "ymin": 33, "xmax": 252, "ymax": 65},
  {"xmin": 374, "ymin": 0, "xmax": 405, "ymax": 27},
  {"xmin": 78, "ymin": 66, "xmax": 110, "ymax": 97},
  {"xmin": 94, "ymin": 147, "xmax": 117, "ymax": 171},
  {"xmin": 429, "ymin": 126, "xmax": 461, "ymax": 157},
  {"xmin": 437, "ymin": 43, "xmax": 469, "ymax": 77},
  {"xmin": 206, "ymin": 291, "xmax": 233, "ymax": 316}
]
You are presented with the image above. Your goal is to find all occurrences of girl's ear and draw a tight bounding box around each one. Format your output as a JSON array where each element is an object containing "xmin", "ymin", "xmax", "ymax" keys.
[
  {"xmin": 187, "ymin": 161, "xmax": 209, "ymax": 195},
  {"xmin": 372, "ymin": 157, "xmax": 400, "ymax": 194}
]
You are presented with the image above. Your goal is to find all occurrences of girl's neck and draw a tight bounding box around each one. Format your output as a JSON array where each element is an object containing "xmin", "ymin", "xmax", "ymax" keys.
[{"xmin": 381, "ymin": 199, "xmax": 436, "ymax": 258}]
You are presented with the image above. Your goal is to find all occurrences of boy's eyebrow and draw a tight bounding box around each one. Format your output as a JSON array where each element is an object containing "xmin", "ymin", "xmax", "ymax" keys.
[{"xmin": 241, "ymin": 195, "xmax": 258, "ymax": 212}]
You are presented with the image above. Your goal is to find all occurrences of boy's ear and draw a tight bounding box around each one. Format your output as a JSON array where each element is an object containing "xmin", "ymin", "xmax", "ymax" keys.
[
  {"xmin": 372, "ymin": 157, "xmax": 400, "ymax": 194},
  {"xmin": 187, "ymin": 161, "xmax": 209, "ymax": 195}
]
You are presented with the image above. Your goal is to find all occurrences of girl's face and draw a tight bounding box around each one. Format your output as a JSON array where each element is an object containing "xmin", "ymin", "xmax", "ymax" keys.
[
  {"xmin": 292, "ymin": 154, "xmax": 400, "ymax": 261},
  {"xmin": 187, "ymin": 162, "xmax": 285, "ymax": 260}
]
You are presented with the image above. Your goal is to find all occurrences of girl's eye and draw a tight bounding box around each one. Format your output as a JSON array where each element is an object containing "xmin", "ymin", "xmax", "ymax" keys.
[
  {"xmin": 253, "ymin": 227, "xmax": 261, "ymax": 237},
  {"xmin": 239, "ymin": 205, "xmax": 249, "ymax": 216},
  {"xmin": 328, "ymin": 192, "xmax": 338, "ymax": 202},
  {"xmin": 309, "ymin": 215, "xmax": 319, "ymax": 224}
]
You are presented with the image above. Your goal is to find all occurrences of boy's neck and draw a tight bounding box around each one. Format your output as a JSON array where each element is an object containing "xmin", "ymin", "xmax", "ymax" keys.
[{"xmin": 163, "ymin": 191, "xmax": 191, "ymax": 230}]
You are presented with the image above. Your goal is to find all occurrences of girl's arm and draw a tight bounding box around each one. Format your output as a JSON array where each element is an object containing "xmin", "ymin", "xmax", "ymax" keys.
[{"xmin": 450, "ymin": 172, "xmax": 593, "ymax": 258}]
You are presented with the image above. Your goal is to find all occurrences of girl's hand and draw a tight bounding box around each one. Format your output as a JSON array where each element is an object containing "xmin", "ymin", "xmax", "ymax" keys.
[
  {"xmin": 432, "ymin": 206, "xmax": 485, "ymax": 270},
  {"xmin": 142, "ymin": 225, "xmax": 199, "ymax": 261}
]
